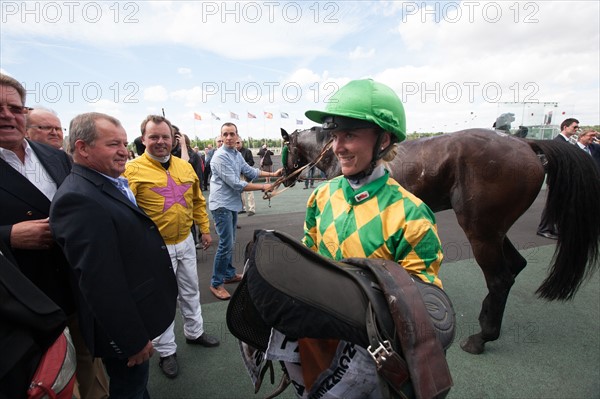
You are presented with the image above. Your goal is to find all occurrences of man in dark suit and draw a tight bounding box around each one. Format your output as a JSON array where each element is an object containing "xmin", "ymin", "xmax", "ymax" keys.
[
  {"xmin": 50, "ymin": 112, "xmax": 178, "ymax": 398},
  {"xmin": 577, "ymin": 129, "xmax": 600, "ymax": 172},
  {"xmin": 536, "ymin": 118, "xmax": 580, "ymax": 239},
  {"xmin": 1, "ymin": 74, "xmax": 109, "ymax": 397},
  {"xmin": 0, "ymin": 74, "xmax": 74, "ymax": 316},
  {"xmin": 1, "ymin": 239, "xmax": 68, "ymax": 399},
  {"xmin": 553, "ymin": 118, "xmax": 579, "ymax": 143},
  {"xmin": 590, "ymin": 137, "xmax": 600, "ymax": 172}
]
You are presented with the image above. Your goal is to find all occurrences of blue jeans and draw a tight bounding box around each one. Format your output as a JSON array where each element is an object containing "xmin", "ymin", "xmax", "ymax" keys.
[
  {"xmin": 305, "ymin": 167, "xmax": 325, "ymax": 188},
  {"xmin": 211, "ymin": 207, "xmax": 238, "ymax": 287},
  {"xmin": 103, "ymin": 357, "xmax": 150, "ymax": 399},
  {"xmin": 304, "ymin": 167, "xmax": 315, "ymax": 188}
]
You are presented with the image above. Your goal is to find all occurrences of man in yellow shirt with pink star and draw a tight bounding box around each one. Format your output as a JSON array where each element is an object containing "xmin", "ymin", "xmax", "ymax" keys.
[{"xmin": 124, "ymin": 115, "xmax": 219, "ymax": 379}]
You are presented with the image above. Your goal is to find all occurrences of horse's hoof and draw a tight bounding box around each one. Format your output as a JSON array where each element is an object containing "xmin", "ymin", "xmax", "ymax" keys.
[{"xmin": 460, "ymin": 336, "xmax": 485, "ymax": 355}]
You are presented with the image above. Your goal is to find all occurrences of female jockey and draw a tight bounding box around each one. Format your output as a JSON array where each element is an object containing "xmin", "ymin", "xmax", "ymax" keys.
[{"xmin": 289, "ymin": 79, "xmax": 445, "ymax": 398}]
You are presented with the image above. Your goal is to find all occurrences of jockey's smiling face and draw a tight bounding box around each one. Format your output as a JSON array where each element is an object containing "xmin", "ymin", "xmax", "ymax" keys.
[{"xmin": 332, "ymin": 127, "xmax": 390, "ymax": 177}]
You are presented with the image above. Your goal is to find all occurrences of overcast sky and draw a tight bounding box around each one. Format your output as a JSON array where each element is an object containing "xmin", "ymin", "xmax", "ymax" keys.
[{"xmin": 2, "ymin": 1, "xmax": 598, "ymax": 142}]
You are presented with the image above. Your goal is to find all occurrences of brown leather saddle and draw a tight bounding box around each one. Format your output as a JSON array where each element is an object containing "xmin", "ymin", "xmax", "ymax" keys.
[{"xmin": 227, "ymin": 229, "xmax": 454, "ymax": 399}]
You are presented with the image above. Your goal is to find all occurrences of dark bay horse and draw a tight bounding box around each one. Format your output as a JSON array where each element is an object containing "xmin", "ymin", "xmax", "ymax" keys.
[{"xmin": 280, "ymin": 127, "xmax": 600, "ymax": 354}]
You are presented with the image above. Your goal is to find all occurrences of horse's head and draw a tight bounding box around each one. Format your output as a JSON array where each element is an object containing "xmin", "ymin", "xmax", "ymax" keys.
[
  {"xmin": 280, "ymin": 126, "xmax": 335, "ymax": 187},
  {"xmin": 281, "ymin": 128, "xmax": 307, "ymax": 187}
]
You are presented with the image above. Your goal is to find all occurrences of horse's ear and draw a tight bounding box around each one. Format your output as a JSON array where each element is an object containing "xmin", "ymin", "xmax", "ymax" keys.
[{"xmin": 281, "ymin": 128, "xmax": 289, "ymax": 141}]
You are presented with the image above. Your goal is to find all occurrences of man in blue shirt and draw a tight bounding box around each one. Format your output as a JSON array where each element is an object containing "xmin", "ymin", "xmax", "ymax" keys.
[{"xmin": 208, "ymin": 122, "xmax": 282, "ymax": 300}]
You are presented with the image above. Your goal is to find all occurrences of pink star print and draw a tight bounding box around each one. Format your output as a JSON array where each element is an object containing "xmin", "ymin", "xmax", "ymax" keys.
[{"xmin": 150, "ymin": 174, "xmax": 191, "ymax": 212}]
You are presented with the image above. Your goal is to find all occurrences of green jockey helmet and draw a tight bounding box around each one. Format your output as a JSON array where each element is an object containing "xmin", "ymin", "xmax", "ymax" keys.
[{"xmin": 305, "ymin": 79, "xmax": 407, "ymax": 142}]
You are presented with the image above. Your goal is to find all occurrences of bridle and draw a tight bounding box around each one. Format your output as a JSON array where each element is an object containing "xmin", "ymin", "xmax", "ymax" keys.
[
  {"xmin": 263, "ymin": 132, "xmax": 333, "ymax": 200},
  {"xmin": 282, "ymin": 129, "xmax": 303, "ymax": 181}
]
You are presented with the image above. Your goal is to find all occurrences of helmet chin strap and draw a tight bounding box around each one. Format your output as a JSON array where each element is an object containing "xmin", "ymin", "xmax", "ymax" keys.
[{"xmin": 346, "ymin": 132, "xmax": 392, "ymax": 183}]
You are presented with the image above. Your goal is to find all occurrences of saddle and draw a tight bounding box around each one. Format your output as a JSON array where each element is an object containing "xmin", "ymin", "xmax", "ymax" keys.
[{"xmin": 227, "ymin": 229, "xmax": 454, "ymax": 399}]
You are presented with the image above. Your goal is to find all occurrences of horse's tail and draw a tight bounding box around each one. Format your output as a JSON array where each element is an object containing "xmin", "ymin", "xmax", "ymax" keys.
[{"xmin": 527, "ymin": 139, "xmax": 600, "ymax": 300}]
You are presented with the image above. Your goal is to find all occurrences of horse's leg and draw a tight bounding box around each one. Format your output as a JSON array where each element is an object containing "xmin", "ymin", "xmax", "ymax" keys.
[
  {"xmin": 460, "ymin": 237, "xmax": 516, "ymax": 354},
  {"xmin": 504, "ymin": 237, "xmax": 527, "ymax": 278}
]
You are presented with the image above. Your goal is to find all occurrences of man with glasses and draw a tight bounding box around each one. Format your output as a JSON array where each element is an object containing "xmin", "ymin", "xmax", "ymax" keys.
[
  {"xmin": 26, "ymin": 108, "xmax": 66, "ymax": 150},
  {"xmin": 537, "ymin": 117, "xmax": 580, "ymax": 239},
  {"xmin": 555, "ymin": 118, "xmax": 579, "ymax": 143},
  {"xmin": 0, "ymin": 74, "xmax": 109, "ymax": 398},
  {"xmin": 577, "ymin": 129, "xmax": 600, "ymax": 172}
]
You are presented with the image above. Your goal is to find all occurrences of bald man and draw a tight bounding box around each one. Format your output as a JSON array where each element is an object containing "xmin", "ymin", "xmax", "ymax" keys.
[{"xmin": 26, "ymin": 108, "xmax": 65, "ymax": 150}]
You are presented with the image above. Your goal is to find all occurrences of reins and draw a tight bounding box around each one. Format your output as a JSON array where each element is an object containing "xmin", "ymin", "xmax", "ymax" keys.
[{"xmin": 263, "ymin": 138, "xmax": 333, "ymax": 201}]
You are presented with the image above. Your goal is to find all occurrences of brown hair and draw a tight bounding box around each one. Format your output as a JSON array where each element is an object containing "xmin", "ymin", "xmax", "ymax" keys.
[
  {"xmin": 0, "ymin": 73, "xmax": 26, "ymax": 104},
  {"xmin": 68, "ymin": 112, "xmax": 122, "ymax": 154},
  {"xmin": 140, "ymin": 115, "xmax": 174, "ymax": 137},
  {"xmin": 560, "ymin": 118, "xmax": 579, "ymax": 131},
  {"xmin": 221, "ymin": 122, "xmax": 238, "ymax": 134}
]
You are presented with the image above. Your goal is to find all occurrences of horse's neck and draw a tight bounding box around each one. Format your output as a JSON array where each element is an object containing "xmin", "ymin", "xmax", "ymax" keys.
[{"xmin": 315, "ymin": 145, "xmax": 339, "ymax": 179}]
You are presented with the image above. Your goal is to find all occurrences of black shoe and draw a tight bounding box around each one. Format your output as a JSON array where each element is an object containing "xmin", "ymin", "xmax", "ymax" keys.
[
  {"xmin": 238, "ymin": 210, "xmax": 246, "ymax": 214},
  {"xmin": 537, "ymin": 231, "xmax": 558, "ymax": 240},
  {"xmin": 186, "ymin": 333, "xmax": 220, "ymax": 347},
  {"xmin": 159, "ymin": 354, "xmax": 178, "ymax": 378}
]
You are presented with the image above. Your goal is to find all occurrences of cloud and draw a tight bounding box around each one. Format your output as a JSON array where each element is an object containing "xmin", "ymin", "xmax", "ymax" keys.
[
  {"xmin": 286, "ymin": 68, "xmax": 322, "ymax": 86},
  {"xmin": 397, "ymin": 1, "xmax": 599, "ymax": 60},
  {"xmin": 349, "ymin": 46, "xmax": 375, "ymax": 60},
  {"xmin": 381, "ymin": 1, "xmax": 599, "ymax": 125},
  {"xmin": 143, "ymin": 85, "xmax": 169, "ymax": 102},
  {"xmin": 1, "ymin": 2, "xmax": 360, "ymax": 60},
  {"xmin": 170, "ymin": 86, "xmax": 204, "ymax": 107},
  {"xmin": 86, "ymin": 98, "xmax": 124, "ymax": 116},
  {"xmin": 177, "ymin": 67, "xmax": 192, "ymax": 78},
  {"xmin": 3, "ymin": 1, "xmax": 597, "ymax": 138}
]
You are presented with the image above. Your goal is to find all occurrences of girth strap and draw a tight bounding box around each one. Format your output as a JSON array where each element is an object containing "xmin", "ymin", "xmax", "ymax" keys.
[
  {"xmin": 345, "ymin": 258, "xmax": 453, "ymax": 399},
  {"xmin": 366, "ymin": 303, "xmax": 412, "ymax": 399}
]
